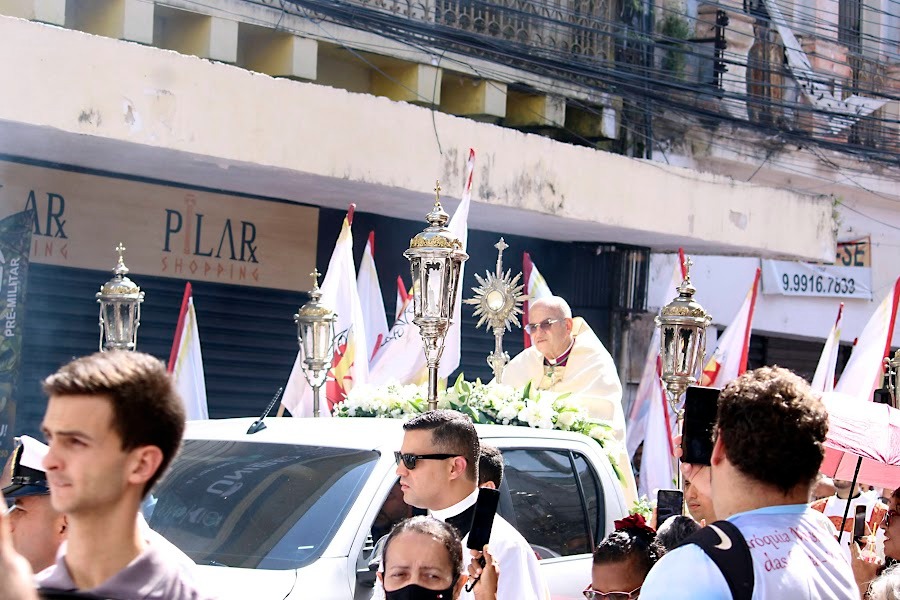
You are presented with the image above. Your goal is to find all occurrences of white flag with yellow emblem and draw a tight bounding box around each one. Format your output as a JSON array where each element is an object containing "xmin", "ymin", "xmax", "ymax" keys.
[{"xmin": 282, "ymin": 209, "xmax": 368, "ymax": 417}]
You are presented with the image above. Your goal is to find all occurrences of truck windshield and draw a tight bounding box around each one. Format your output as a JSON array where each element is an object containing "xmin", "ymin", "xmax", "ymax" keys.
[{"xmin": 146, "ymin": 439, "xmax": 379, "ymax": 570}]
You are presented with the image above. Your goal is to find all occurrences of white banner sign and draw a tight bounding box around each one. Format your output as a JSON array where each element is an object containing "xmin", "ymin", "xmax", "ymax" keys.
[{"xmin": 761, "ymin": 259, "xmax": 872, "ymax": 299}]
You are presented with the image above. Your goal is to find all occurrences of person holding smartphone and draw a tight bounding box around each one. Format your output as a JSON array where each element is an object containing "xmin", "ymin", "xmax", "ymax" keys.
[{"xmin": 640, "ymin": 367, "xmax": 858, "ymax": 599}]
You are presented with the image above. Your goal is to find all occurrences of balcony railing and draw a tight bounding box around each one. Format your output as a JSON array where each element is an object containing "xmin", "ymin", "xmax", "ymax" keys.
[{"xmin": 335, "ymin": 0, "xmax": 616, "ymax": 62}]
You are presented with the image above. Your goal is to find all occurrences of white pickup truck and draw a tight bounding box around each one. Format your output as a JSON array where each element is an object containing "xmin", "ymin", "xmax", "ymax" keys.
[{"xmin": 146, "ymin": 417, "xmax": 628, "ymax": 599}]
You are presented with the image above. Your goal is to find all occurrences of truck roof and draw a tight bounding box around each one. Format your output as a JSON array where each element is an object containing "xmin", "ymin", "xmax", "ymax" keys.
[{"xmin": 184, "ymin": 416, "xmax": 600, "ymax": 452}]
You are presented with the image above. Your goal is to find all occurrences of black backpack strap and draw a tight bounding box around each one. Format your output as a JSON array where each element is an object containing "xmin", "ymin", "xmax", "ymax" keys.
[{"xmin": 677, "ymin": 520, "xmax": 754, "ymax": 600}]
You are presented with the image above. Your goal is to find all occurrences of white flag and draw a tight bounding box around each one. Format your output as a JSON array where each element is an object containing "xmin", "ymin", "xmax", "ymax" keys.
[
  {"xmin": 811, "ymin": 303, "xmax": 844, "ymax": 393},
  {"xmin": 358, "ymin": 231, "xmax": 389, "ymax": 365},
  {"xmin": 835, "ymin": 276, "xmax": 900, "ymax": 402},
  {"xmin": 637, "ymin": 377, "xmax": 677, "ymax": 498},
  {"xmin": 522, "ymin": 252, "xmax": 554, "ymax": 348},
  {"xmin": 168, "ymin": 283, "xmax": 209, "ymax": 420},
  {"xmin": 701, "ymin": 268, "xmax": 761, "ymax": 388},
  {"xmin": 369, "ymin": 282, "xmax": 427, "ymax": 385},
  {"xmin": 626, "ymin": 253, "xmax": 685, "ymax": 459},
  {"xmin": 395, "ymin": 275, "xmax": 410, "ymax": 322},
  {"xmin": 440, "ymin": 148, "xmax": 475, "ymax": 378},
  {"xmin": 283, "ymin": 210, "xmax": 369, "ymax": 417}
]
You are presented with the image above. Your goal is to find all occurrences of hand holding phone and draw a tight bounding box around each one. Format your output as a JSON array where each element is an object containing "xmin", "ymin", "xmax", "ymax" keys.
[
  {"xmin": 682, "ymin": 386, "xmax": 720, "ymax": 466},
  {"xmin": 853, "ymin": 505, "xmax": 868, "ymax": 545},
  {"xmin": 656, "ymin": 489, "xmax": 684, "ymax": 525},
  {"xmin": 465, "ymin": 488, "xmax": 500, "ymax": 592}
]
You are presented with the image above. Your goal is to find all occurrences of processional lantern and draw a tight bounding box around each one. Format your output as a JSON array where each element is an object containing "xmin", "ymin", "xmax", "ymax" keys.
[
  {"xmin": 655, "ymin": 258, "xmax": 711, "ymax": 486},
  {"xmin": 96, "ymin": 243, "xmax": 144, "ymax": 352},
  {"xmin": 655, "ymin": 258, "xmax": 712, "ymax": 409},
  {"xmin": 294, "ymin": 269, "xmax": 337, "ymax": 418},
  {"xmin": 464, "ymin": 238, "xmax": 526, "ymax": 383},
  {"xmin": 404, "ymin": 181, "xmax": 469, "ymax": 411}
]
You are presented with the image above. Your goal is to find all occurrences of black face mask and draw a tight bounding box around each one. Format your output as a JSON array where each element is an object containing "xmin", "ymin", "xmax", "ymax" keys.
[{"xmin": 384, "ymin": 582, "xmax": 457, "ymax": 600}]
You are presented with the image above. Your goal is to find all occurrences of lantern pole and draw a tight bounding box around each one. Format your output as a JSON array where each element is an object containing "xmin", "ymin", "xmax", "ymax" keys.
[
  {"xmin": 404, "ymin": 181, "xmax": 469, "ymax": 410},
  {"xmin": 655, "ymin": 258, "xmax": 712, "ymax": 487}
]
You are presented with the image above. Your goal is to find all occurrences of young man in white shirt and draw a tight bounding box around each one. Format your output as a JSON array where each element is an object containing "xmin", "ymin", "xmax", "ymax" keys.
[{"xmin": 641, "ymin": 366, "xmax": 858, "ymax": 600}]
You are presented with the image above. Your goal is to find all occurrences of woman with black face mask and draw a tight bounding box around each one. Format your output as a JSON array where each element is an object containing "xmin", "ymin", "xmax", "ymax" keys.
[{"xmin": 378, "ymin": 516, "xmax": 498, "ymax": 600}]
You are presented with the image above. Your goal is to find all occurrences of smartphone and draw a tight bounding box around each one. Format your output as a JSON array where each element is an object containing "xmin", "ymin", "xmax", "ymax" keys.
[
  {"xmin": 682, "ymin": 385, "xmax": 720, "ymax": 466},
  {"xmin": 466, "ymin": 487, "xmax": 500, "ymax": 554},
  {"xmin": 657, "ymin": 489, "xmax": 684, "ymax": 525},
  {"xmin": 853, "ymin": 505, "xmax": 867, "ymax": 544}
]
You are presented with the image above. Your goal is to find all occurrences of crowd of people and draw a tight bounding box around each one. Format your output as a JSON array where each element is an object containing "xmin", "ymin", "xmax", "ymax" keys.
[{"xmin": 1, "ymin": 298, "xmax": 899, "ymax": 600}]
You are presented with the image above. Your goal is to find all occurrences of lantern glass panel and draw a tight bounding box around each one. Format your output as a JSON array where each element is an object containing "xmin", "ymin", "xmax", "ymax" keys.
[
  {"xmin": 105, "ymin": 302, "xmax": 133, "ymax": 346},
  {"xmin": 424, "ymin": 260, "xmax": 445, "ymax": 318},
  {"xmin": 313, "ymin": 321, "xmax": 333, "ymax": 361},
  {"xmin": 661, "ymin": 325, "xmax": 676, "ymax": 375},
  {"xmin": 410, "ymin": 259, "xmax": 424, "ymax": 317},
  {"xmin": 299, "ymin": 321, "xmax": 315, "ymax": 359}
]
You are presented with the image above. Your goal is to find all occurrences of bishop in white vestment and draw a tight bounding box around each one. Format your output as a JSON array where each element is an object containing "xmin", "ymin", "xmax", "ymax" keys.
[{"xmin": 500, "ymin": 296, "xmax": 637, "ymax": 502}]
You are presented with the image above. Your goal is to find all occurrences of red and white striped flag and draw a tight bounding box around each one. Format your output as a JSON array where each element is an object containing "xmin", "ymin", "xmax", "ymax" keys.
[
  {"xmin": 522, "ymin": 252, "xmax": 554, "ymax": 348},
  {"xmin": 811, "ymin": 303, "xmax": 844, "ymax": 393},
  {"xmin": 701, "ymin": 268, "xmax": 761, "ymax": 388},
  {"xmin": 167, "ymin": 282, "xmax": 209, "ymax": 420},
  {"xmin": 283, "ymin": 206, "xmax": 369, "ymax": 417},
  {"xmin": 357, "ymin": 231, "xmax": 389, "ymax": 365},
  {"xmin": 835, "ymin": 276, "xmax": 900, "ymax": 402}
]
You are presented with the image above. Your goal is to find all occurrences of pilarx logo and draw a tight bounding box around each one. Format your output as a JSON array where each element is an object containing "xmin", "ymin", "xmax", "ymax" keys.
[
  {"xmin": 160, "ymin": 195, "xmax": 261, "ymax": 283},
  {"xmin": 163, "ymin": 195, "xmax": 258, "ymax": 263}
]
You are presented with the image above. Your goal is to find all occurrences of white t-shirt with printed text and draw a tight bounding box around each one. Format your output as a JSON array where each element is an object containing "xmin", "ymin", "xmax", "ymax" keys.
[{"xmin": 640, "ymin": 504, "xmax": 857, "ymax": 600}]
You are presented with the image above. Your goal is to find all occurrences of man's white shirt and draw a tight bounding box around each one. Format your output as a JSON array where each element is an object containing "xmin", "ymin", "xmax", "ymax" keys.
[
  {"xmin": 431, "ymin": 489, "xmax": 549, "ymax": 600},
  {"xmin": 640, "ymin": 504, "xmax": 858, "ymax": 600}
]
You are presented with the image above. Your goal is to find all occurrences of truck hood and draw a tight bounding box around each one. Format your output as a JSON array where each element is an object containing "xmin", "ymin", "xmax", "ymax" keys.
[{"xmin": 193, "ymin": 558, "xmax": 353, "ymax": 600}]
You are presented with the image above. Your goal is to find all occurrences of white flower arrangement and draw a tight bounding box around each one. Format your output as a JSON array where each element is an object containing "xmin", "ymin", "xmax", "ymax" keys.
[{"xmin": 334, "ymin": 376, "xmax": 624, "ymax": 484}]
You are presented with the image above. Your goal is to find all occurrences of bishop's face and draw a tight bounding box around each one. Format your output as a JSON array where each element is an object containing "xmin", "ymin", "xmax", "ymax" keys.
[{"xmin": 527, "ymin": 304, "xmax": 573, "ymax": 361}]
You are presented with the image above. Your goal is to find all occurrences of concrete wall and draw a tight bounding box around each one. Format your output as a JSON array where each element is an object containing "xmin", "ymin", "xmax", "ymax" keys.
[{"xmin": 0, "ymin": 15, "xmax": 836, "ymax": 262}]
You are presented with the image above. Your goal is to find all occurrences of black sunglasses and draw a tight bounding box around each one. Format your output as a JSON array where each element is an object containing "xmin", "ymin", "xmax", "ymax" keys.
[{"xmin": 394, "ymin": 451, "xmax": 459, "ymax": 470}]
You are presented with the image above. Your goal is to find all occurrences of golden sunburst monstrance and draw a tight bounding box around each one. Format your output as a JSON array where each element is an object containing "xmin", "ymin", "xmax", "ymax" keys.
[{"xmin": 464, "ymin": 238, "xmax": 527, "ymax": 382}]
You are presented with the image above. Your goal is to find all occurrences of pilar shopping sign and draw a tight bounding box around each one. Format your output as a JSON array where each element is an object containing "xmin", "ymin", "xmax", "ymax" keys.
[{"xmin": 0, "ymin": 161, "xmax": 318, "ymax": 292}]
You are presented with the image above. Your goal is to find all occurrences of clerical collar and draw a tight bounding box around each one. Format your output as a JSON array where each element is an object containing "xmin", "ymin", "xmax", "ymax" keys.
[
  {"xmin": 544, "ymin": 338, "xmax": 575, "ymax": 367},
  {"xmin": 431, "ymin": 488, "xmax": 479, "ymax": 522}
]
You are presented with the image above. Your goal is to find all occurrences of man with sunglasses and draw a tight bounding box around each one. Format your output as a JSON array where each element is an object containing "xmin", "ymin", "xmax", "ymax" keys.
[
  {"xmin": 503, "ymin": 296, "xmax": 635, "ymax": 502},
  {"xmin": 388, "ymin": 410, "xmax": 549, "ymax": 600}
]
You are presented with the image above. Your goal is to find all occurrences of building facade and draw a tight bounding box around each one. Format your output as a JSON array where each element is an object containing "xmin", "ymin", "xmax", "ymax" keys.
[{"xmin": 2, "ymin": 0, "xmax": 885, "ymax": 445}]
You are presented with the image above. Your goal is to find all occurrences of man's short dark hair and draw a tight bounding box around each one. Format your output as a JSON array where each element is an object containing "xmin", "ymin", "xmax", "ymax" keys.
[
  {"xmin": 655, "ymin": 515, "xmax": 701, "ymax": 551},
  {"xmin": 716, "ymin": 366, "xmax": 828, "ymax": 494},
  {"xmin": 403, "ymin": 410, "xmax": 479, "ymax": 482},
  {"xmin": 593, "ymin": 529, "xmax": 664, "ymax": 578},
  {"xmin": 42, "ymin": 351, "xmax": 185, "ymax": 496},
  {"xmin": 478, "ymin": 444, "xmax": 504, "ymax": 488}
]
